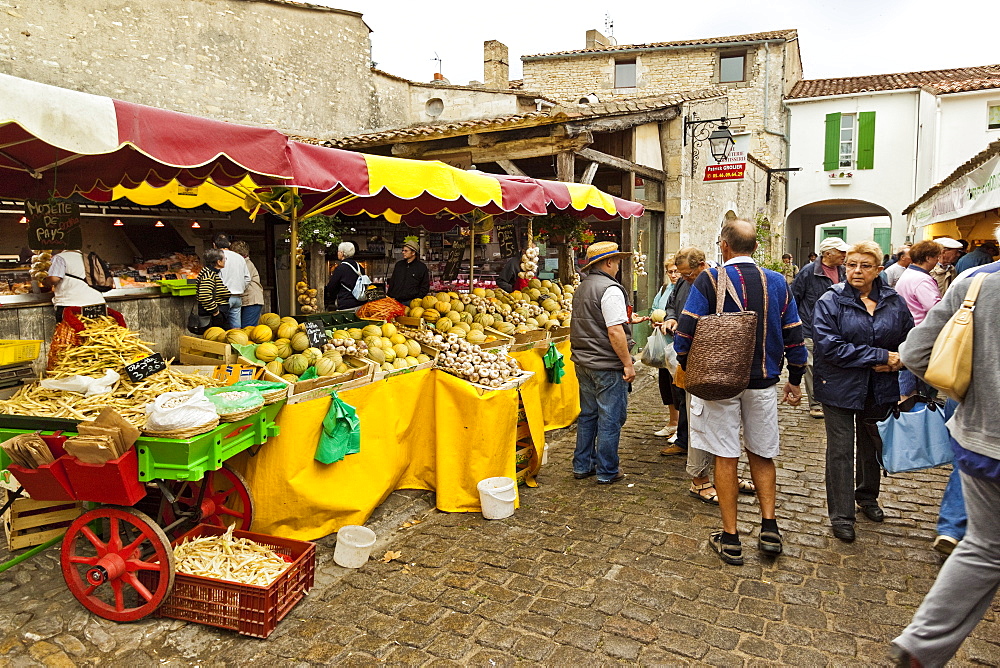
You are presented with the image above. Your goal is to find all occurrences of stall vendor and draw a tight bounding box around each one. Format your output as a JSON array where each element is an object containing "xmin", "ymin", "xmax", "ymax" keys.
[
  {"xmin": 44, "ymin": 249, "xmax": 106, "ymax": 321},
  {"xmin": 387, "ymin": 242, "xmax": 430, "ymax": 304},
  {"xmin": 498, "ymin": 254, "xmax": 528, "ymax": 293}
]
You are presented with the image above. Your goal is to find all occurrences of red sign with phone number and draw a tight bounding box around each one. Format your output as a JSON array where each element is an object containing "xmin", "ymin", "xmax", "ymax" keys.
[{"xmin": 704, "ymin": 163, "xmax": 746, "ymax": 182}]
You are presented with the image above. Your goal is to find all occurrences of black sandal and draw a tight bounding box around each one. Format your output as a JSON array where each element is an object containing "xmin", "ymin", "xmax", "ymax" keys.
[
  {"xmin": 758, "ymin": 530, "xmax": 783, "ymax": 555},
  {"xmin": 710, "ymin": 531, "xmax": 744, "ymax": 565}
]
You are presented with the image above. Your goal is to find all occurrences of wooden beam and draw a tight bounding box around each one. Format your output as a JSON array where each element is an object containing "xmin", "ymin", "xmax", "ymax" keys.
[
  {"xmin": 410, "ymin": 132, "xmax": 593, "ymax": 164},
  {"xmin": 574, "ymin": 147, "xmax": 665, "ymax": 182},
  {"xmin": 562, "ymin": 107, "xmax": 680, "ymax": 135},
  {"xmin": 496, "ymin": 159, "xmax": 528, "ymax": 176},
  {"xmin": 580, "ymin": 161, "xmax": 599, "ymax": 185},
  {"xmin": 556, "ymin": 151, "xmax": 575, "ymax": 182}
]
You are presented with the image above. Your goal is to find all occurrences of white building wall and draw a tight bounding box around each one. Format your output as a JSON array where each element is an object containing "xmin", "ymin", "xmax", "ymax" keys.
[
  {"xmin": 786, "ymin": 91, "xmax": 921, "ymax": 246},
  {"xmin": 935, "ymin": 90, "xmax": 1000, "ymax": 181}
]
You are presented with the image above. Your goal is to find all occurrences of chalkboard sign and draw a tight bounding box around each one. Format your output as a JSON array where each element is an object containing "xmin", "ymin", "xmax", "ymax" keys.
[
  {"xmin": 25, "ymin": 199, "xmax": 82, "ymax": 251},
  {"xmin": 163, "ymin": 273, "xmax": 178, "ymax": 280},
  {"xmin": 441, "ymin": 238, "xmax": 468, "ymax": 282},
  {"xmin": 495, "ymin": 220, "xmax": 518, "ymax": 259},
  {"xmin": 304, "ymin": 321, "xmax": 328, "ymax": 348},
  {"xmin": 81, "ymin": 303, "xmax": 108, "ymax": 319},
  {"xmin": 429, "ymin": 234, "xmax": 444, "ymax": 248},
  {"xmin": 147, "ymin": 264, "xmax": 168, "ymax": 273},
  {"xmin": 149, "ymin": 274, "xmax": 163, "ymax": 282},
  {"xmin": 124, "ymin": 353, "xmax": 167, "ymax": 382}
]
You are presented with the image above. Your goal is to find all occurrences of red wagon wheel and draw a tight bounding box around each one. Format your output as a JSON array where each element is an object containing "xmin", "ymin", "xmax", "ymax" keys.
[
  {"xmin": 61, "ymin": 506, "xmax": 175, "ymax": 622},
  {"xmin": 160, "ymin": 464, "xmax": 255, "ymax": 534}
]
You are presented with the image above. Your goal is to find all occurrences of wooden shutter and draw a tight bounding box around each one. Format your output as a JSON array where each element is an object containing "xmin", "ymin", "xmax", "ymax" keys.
[
  {"xmin": 824, "ymin": 113, "xmax": 841, "ymax": 171},
  {"xmin": 857, "ymin": 111, "xmax": 876, "ymax": 170}
]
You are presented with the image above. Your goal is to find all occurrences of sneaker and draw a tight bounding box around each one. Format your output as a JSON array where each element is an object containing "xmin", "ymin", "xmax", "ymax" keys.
[
  {"xmin": 809, "ymin": 406, "xmax": 825, "ymax": 419},
  {"xmin": 654, "ymin": 424, "xmax": 677, "ymax": 437},
  {"xmin": 932, "ymin": 535, "xmax": 959, "ymax": 555}
]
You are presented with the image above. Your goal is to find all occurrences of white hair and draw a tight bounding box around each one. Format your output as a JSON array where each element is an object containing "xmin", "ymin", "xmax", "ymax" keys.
[{"xmin": 338, "ymin": 242, "xmax": 355, "ymax": 258}]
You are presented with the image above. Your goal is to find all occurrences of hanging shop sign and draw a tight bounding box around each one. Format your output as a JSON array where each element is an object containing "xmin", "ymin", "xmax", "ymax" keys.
[
  {"xmin": 25, "ymin": 199, "xmax": 83, "ymax": 250},
  {"xmin": 703, "ymin": 134, "xmax": 750, "ymax": 183},
  {"xmin": 441, "ymin": 237, "xmax": 468, "ymax": 282}
]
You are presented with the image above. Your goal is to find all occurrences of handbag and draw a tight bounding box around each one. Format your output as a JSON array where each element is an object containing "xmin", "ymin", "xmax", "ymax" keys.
[
  {"xmin": 684, "ymin": 266, "xmax": 758, "ymax": 401},
  {"xmin": 924, "ymin": 273, "xmax": 986, "ymax": 401},
  {"xmin": 876, "ymin": 395, "xmax": 952, "ymax": 473},
  {"xmin": 186, "ymin": 305, "xmax": 211, "ymax": 335},
  {"xmin": 346, "ymin": 262, "xmax": 376, "ymax": 302}
]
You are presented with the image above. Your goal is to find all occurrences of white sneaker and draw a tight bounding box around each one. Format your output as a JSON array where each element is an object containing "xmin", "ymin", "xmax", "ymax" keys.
[{"xmin": 654, "ymin": 424, "xmax": 677, "ymax": 437}]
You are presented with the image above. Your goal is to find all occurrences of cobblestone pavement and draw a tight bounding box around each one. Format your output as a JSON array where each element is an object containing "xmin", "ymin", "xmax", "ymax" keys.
[{"xmin": 2, "ymin": 370, "xmax": 999, "ymax": 666}]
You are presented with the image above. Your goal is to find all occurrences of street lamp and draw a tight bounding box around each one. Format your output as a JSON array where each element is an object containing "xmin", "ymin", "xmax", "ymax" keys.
[
  {"xmin": 707, "ymin": 123, "xmax": 736, "ymax": 162},
  {"xmin": 683, "ymin": 113, "xmax": 743, "ymax": 176}
]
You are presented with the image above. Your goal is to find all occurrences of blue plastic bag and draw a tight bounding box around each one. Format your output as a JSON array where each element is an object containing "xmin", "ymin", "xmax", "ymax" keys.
[{"xmin": 877, "ymin": 398, "xmax": 952, "ymax": 473}]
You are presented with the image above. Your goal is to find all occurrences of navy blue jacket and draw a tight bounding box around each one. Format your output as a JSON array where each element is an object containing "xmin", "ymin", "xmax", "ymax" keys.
[
  {"xmin": 812, "ymin": 279, "xmax": 914, "ymax": 410},
  {"xmin": 791, "ymin": 259, "xmax": 846, "ymax": 339}
]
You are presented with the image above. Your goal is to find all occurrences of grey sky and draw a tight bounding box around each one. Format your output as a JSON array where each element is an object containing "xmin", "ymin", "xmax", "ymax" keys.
[{"xmin": 319, "ymin": 0, "xmax": 997, "ymax": 86}]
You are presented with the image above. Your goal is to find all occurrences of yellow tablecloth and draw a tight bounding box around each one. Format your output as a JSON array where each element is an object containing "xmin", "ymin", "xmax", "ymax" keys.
[
  {"xmin": 512, "ymin": 340, "xmax": 580, "ymax": 432},
  {"xmin": 237, "ymin": 368, "xmax": 522, "ymax": 540}
]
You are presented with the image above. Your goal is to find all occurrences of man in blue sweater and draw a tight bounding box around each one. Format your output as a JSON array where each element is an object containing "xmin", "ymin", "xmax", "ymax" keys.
[{"xmin": 674, "ymin": 219, "xmax": 807, "ymax": 565}]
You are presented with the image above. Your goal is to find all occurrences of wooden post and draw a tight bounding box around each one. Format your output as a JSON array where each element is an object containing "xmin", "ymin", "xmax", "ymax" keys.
[
  {"xmin": 556, "ymin": 151, "xmax": 576, "ymax": 285},
  {"xmin": 288, "ymin": 196, "xmax": 298, "ymax": 316},
  {"xmin": 309, "ymin": 242, "xmax": 326, "ymax": 310}
]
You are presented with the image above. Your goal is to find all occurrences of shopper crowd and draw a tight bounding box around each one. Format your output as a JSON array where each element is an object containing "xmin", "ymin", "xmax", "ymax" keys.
[{"xmin": 570, "ymin": 223, "xmax": 1000, "ymax": 667}]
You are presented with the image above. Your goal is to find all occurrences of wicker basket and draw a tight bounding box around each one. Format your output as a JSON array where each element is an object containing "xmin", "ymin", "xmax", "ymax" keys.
[
  {"xmin": 260, "ymin": 388, "xmax": 287, "ymax": 405},
  {"xmin": 142, "ymin": 418, "xmax": 220, "ymax": 440},
  {"xmin": 217, "ymin": 406, "xmax": 263, "ymax": 423}
]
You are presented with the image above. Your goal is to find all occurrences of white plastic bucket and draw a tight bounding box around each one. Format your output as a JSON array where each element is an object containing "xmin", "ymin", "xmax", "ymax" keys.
[
  {"xmin": 333, "ymin": 525, "xmax": 377, "ymax": 568},
  {"xmin": 477, "ymin": 476, "xmax": 516, "ymax": 520}
]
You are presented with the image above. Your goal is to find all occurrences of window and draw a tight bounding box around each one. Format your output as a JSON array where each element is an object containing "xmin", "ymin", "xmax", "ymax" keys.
[
  {"xmin": 989, "ymin": 103, "xmax": 1000, "ymax": 130},
  {"xmin": 824, "ymin": 111, "xmax": 876, "ymax": 170},
  {"xmin": 839, "ymin": 114, "xmax": 855, "ymax": 168},
  {"xmin": 614, "ymin": 60, "xmax": 636, "ymax": 88},
  {"xmin": 719, "ymin": 53, "xmax": 746, "ymax": 83}
]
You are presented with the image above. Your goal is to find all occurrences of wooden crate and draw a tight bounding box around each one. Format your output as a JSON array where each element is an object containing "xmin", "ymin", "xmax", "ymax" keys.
[
  {"xmin": 2, "ymin": 497, "xmax": 83, "ymax": 550},
  {"xmin": 178, "ymin": 336, "xmax": 238, "ymax": 366}
]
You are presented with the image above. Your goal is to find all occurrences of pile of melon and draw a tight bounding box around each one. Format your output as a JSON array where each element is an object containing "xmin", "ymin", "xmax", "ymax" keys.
[
  {"xmin": 203, "ymin": 313, "xmax": 357, "ymax": 383},
  {"xmin": 356, "ymin": 322, "xmax": 432, "ymax": 373}
]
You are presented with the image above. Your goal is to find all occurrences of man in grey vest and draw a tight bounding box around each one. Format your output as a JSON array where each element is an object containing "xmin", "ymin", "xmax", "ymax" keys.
[{"xmin": 570, "ymin": 242, "xmax": 647, "ymax": 485}]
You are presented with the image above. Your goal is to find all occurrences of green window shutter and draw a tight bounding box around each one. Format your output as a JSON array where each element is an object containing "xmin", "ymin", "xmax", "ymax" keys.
[
  {"xmin": 824, "ymin": 113, "xmax": 841, "ymax": 171},
  {"xmin": 857, "ymin": 111, "xmax": 876, "ymax": 170}
]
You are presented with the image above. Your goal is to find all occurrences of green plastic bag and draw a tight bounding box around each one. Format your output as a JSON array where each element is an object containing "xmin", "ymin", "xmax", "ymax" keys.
[
  {"xmin": 204, "ymin": 386, "xmax": 265, "ymax": 414},
  {"xmin": 228, "ymin": 379, "xmax": 288, "ymax": 394},
  {"xmin": 543, "ymin": 342, "xmax": 565, "ymax": 384},
  {"xmin": 315, "ymin": 392, "xmax": 361, "ymax": 464}
]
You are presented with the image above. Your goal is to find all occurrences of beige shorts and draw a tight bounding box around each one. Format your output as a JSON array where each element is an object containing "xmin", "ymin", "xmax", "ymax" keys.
[{"xmin": 688, "ymin": 386, "xmax": 780, "ymax": 459}]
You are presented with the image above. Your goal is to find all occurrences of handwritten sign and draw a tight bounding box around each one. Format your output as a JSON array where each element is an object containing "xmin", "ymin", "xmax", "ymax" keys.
[
  {"xmin": 442, "ymin": 238, "xmax": 468, "ymax": 282},
  {"xmin": 304, "ymin": 321, "xmax": 328, "ymax": 348},
  {"xmin": 124, "ymin": 353, "xmax": 166, "ymax": 382},
  {"xmin": 81, "ymin": 303, "xmax": 108, "ymax": 319},
  {"xmin": 26, "ymin": 199, "xmax": 82, "ymax": 251},
  {"xmin": 163, "ymin": 273, "xmax": 178, "ymax": 280},
  {"xmin": 429, "ymin": 234, "xmax": 444, "ymax": 249},
  {"xmin": 495, "ymin": 220, "xmax": 517, "ymax": 259}
]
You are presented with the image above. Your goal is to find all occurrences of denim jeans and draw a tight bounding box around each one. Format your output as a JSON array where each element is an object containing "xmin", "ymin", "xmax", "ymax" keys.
[
  {"xmin": 573, "ymin": 365, "xmax": 628, "ymax": 482},
  {"xmin": 240, "ymin": 304, "xmax": 263, "ymax": 328},
  {"xmin": 823, "ymin": 401, "xmax": 889, "ymax": 526},
  {"xmin": 937, "ymin": 399, "xmax": 967, "ymax": 540},
  {"xmin": 226, "ymin": 296, "xmax": 243, "ymax": 329}
]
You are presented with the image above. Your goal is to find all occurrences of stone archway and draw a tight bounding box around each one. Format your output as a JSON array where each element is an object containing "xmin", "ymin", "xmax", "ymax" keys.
[{"xmin": 785, "ymin": 199, "xmax": 892, "ymax": 264}]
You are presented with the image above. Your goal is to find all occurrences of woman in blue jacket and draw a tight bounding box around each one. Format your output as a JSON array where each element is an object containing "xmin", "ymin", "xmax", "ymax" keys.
[{"xmin": 813, "ymin": 241, "xmax": 914, "ymax": 543}]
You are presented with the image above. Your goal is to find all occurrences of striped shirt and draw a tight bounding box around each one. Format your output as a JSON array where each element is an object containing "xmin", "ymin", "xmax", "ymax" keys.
[{"xmin": 196, "ymin": 266, "xmax": 229, "ymax": 315}]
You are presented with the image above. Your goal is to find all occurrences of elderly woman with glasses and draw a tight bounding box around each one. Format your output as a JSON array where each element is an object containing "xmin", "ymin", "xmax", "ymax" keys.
[{"xmin": 812, "ymin": 240, "xmax": 914, "ymax": 543}]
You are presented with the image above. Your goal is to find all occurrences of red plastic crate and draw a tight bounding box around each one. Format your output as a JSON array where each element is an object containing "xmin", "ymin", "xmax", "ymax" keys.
[
  {"xmin": 6, "ymin": 457, "xmax": 75, "ymax": 501},
  {"xmin": 151, "ymin": 525, "xmax": 316, "ymax": 638},
  {"xmin": 61, "ymin": 448, "xmax": 146, "ymax": 505}
]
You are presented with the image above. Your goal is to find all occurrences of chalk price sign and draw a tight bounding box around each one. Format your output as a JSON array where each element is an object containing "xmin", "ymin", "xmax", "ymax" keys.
[
  {"xmin": 304, "ymin": 321, "xmax": 328, "ymax": 348},
  {"xmin": 124, "ymin": 353, "xmax": 167, "ymax": 383},
  {"xmin": 81, "ymin": 303, "xmax": 108, "ymax": 319},
  {"xmin": 25, "ymin": 199, "xmax": 83, "ymax": 251}
]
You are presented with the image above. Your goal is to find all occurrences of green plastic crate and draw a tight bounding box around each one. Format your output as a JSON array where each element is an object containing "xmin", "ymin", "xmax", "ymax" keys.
[
  {"xmin": 136, "ymin": 401, "xmax": 283, "ymax": 481},
  {"xmin": 0, "ymin": 447, "xmax": 9, "ymax": 472},
  {"xmin": 158, "ymin": 279, "xmax": 198, "ymax": 297}
]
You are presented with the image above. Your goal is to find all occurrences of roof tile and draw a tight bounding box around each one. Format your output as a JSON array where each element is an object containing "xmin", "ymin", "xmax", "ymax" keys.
[
  {"xmin": 787, "ymin": 64, "xmax": 1000, "ymax": 99},
  {"xmin": 522, "ymin": 29, "xmax": 797, "ymax": 59}
]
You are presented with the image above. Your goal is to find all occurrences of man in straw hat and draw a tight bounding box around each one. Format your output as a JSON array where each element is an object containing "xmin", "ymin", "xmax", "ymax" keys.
[
  {"xmin": 387, "ymin": 240, "xmax": 430, "ymax": 304},
  {"xmin": 570, "ymin": 241, "xmax": 648, "ymax": 485}
]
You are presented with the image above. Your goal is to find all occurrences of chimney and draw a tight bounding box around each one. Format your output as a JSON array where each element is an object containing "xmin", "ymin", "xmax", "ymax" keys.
[
  {"xmin": 586, "ymin": 29, "xmax": 610, "ymax": 49},
  {"xmin": 484, "ymin": 40, "xmax": 509, "ymax": 89}
]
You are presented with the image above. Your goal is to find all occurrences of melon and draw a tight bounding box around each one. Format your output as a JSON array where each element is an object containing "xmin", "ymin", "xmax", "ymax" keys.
[
  {"xmin": 435, "ymin": 300, "xmax": 451, "ymax": 315},
  {"xmin": 383, "ymin": 347, "xmax": 397, "ymax": 363},
  {"xmin": 322, "ymin": 351, "xmax": 343, "ymax": 366},
  {"xmin": 265, "ymin": 360, "xmax": 284, "ymax": 377},
  {"xmin": 367, "ymin": 347, "xmax": 386, "ymax": 364},
  {"xmin": 380, "ymin": 337, "xmax": 393, "ymax": 349},
  {"xmin": 410, "ymin": 306, "xmax": 425, "ymax": 319},
  {"xmin": 256, "ymin": 342, "xmax": 279, "ymax": 362},
  {"xmin": 392, "ymin": 343, "xmax": 409, "ymax": 360},
  {"xmin": 226, "ymin": 329, "xmax": 249, "ymax": 346},
  {"xmin": 276, "ymin": 322, "xmax": 298, "ymax": 340},
  {"xmin": 421, "ymin": 295, "xmax": 437, "ymax": 310},
  {"xmin": 281, "ymin": 373, "xmax": 300, "ymax": 383},
  {"xmin": 470, "ymin": 322, "xmax": 485, "ymax": 332},
  {"xmin": 435, "ymin": 317, "xmax": 453, "ymax": 333},
  {"xmin": 409, "ymin": 298, "xmax": 423, "ymax": 309},
  {"xmin": 435, "ymin": 292, "xmax": 449, "ymax": 303},
  {"xmin": 290, "ymin": 332, "xmax": 310, "ymax": 352},
  {"xmin": 331, "ymin": 330, "xmax": 351, "ymax": 340},
  {"xmin": 314, "ymin": 357, "xmax": 337, "ymax": 377},
  {"xmin": 279, "ymin": 316, "xmax": 298, "ymax": 327},
  {"xmin": 416, "ymin": 354, "xmax": 431, "ymax": 364},
  {"xmin": 389, "ymin": 333, "xmax": 406, "ymax": 345},
  {"xmin": 456, "ymin": 322, "xmax": 472, "ymax": 333},
  {"xmin": 242, "ymin": 326, "xmax": 256, "ymax": 337},
  {"xmin": 406, "ymin": 339, "xmax": 421, "ymax": 357},
  {"xmin": 251, "ymin": 325, "xmax": 274, "ymax": 343},
  {"xmin": 283, "ymin": 354, "xmax": 309, "ymax": 375},
  {"xmin": 467, "ymin": 331, "xmax": 487, "ymax": 344},
  {"xmin": 451, "ymin": 327, "xmax": 467, "ymax": 339},
  {"xmin": 405, "ymin": 356, "xmax": 418, "ymax": 367},
  {"xmin": 421, "ymin": 308, "xmax": 440, "ymax": 322},
  {"xmin": 392, "ymin": 358, "xmax": 407, "ymax": 370},
  {"xmin": 259, "ymin": 313, "xmax": 281, "ymax": 330},
  {"xmin": 361, "ymin": 324, "xmax": 382, "ymax": 338},
  {"xmin": 335, "ymin": 363, "xmax": 349, "ymax": 373},
  {"xmin": 381, "ymin": 362, "xmax": 393, "ymax": 372},
  {"xmin": 303, "ymin": 347, "xmax": 322, "ymax": 364},
  {"xmin": 472, "ymin": 288, "xmax": 486, "ymax": 297},
  {"xmin": 347, "ymin": 328, "xmax": 363, "ymax": 340},
  {"xmin": 274, "ymin": 339, "xmax": 293, "ymax": 359},
  {"xmin": 203, "ymin": 327, "xmax": 226, "ymax": 342},
  {"xmin": 381, "ymin": 322, "xmax": 397, "ymax": 338},
  {"xmin": 450, "ymin": 300, "xmax": 463, "ymax": 313}
]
